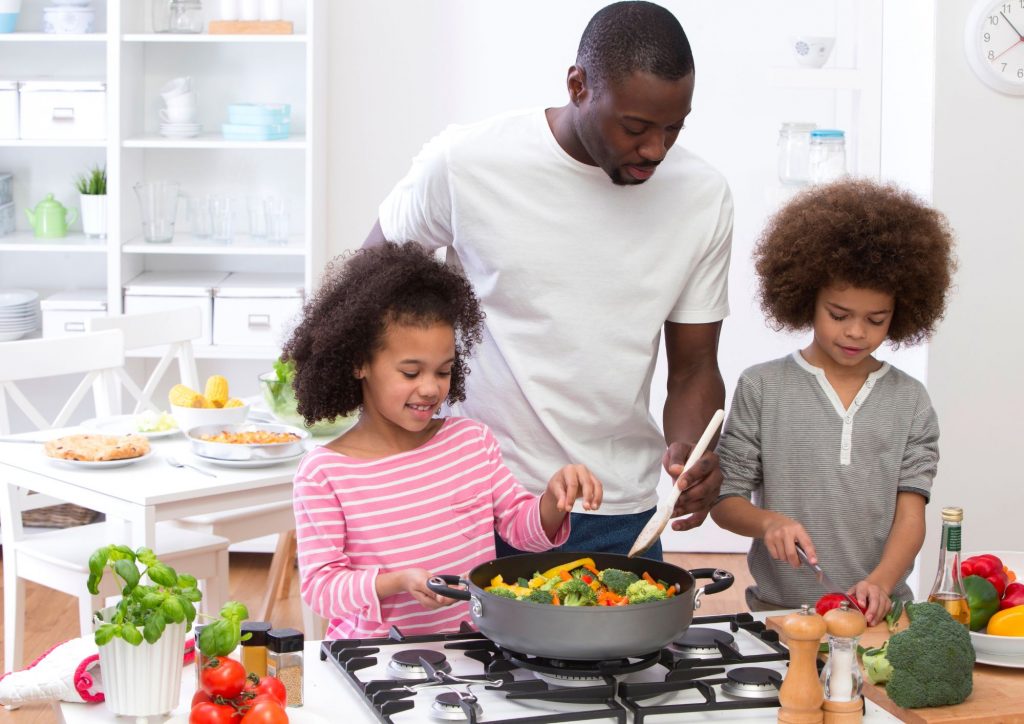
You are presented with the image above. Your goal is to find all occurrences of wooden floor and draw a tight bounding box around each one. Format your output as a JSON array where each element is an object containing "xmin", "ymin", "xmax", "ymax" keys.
[{"xmin": 0, "ymin": 550, "xmax": 752, "ymax": 724}]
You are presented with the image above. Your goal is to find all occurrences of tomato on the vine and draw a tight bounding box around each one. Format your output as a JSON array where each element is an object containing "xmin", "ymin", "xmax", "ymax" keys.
[
  {"xmin": 190, "ymin": 702, "xmax": 238, "ymax": 724},
  {"xmin": 201, "ymin": 657, "xmax": 248, "ymax": 699},
  {"xmin": 191, "ymin": 690, "xmax": 214, "ymax": 708},
  {"xmin": 253, "ymin": 676, "xmax": 287, "ymax": 707},
  {"xmin": 239, "ymin": 699, "xmax": 289, "ymax": 724}
]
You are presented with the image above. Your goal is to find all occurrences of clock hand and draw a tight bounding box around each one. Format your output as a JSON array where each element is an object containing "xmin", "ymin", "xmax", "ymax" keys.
[
  {"xmin": 1000, "ymin": 11, "xmax": 1024, "ymax": 41},
  {"xmin": 992, "ymin": 38, "xmax": 1024, "ymax": 62}
]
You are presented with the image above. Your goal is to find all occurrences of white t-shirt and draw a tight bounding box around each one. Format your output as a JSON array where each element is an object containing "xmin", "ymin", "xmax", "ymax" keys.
[{"xmin": 379, "ymin": 108, "xmax": 733, "ymax": 515}]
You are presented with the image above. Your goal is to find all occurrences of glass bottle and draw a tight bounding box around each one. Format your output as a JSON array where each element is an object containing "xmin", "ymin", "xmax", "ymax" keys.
[
  {"xmin": 927, "ymin": 506, "xmax": 970, "ymax": 626},
  {"xmin": 777, "ymin": 122, "xmax": 816, "ymax": 186},
  {"xmin": 266, "ymin": 628, "xmax": 304, "ymax": 707},
  {"xmin": 808, "ymin": 129, "xmax": 847, "ymax": 183},
  {"xmin": 168, "ymin": 0, "xmax": 204, "ymax": 33},
  {"xmin": 240, "ymin": 621, "xmax": 272, "ymax": 679}
]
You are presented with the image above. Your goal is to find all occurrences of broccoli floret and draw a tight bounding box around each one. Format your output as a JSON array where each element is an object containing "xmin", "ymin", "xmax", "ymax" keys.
[
  {"xmin": 599, "ymin": 568, "xmax": 640, "ymax": 596},
  {"xmin": 625, "ymin": 580, "xmax": 668, "ymax": 604},
  {"xmin": 558, "ymin": 578, "xmax": 598, "ymax": 606},
  {"xmin": 524, "ymin": 589, "xmax": 555, "ymax": 605},
  {"xmin": 488, "ymin": 587, "xmax": 519, "ymax": 600},
  {"xmin": 861, "ymin": 641, "xmax": 894, "ymax": 685},
  {"xmin": 568, "ymin": 566, "xmax": 595, "ymax": 580},
  {"xmin": 538, "ymin": 575, "xmax": 562, "ymax": 592},
  {"xmin": 882, "ymin": 602, "xmax": 975, "ymax": 708}
]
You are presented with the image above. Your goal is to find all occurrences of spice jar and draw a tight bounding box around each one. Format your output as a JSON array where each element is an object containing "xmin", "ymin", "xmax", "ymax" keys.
[
  {"xmin": 266, "ymin": 628, "xmax": 304, "ymax": 707},
  {"xmin": 777, "ymin": 122, "xmax": 816, "ymax": 186},
  {"xmin": 240, "ymin": 621, "xmax": 272, "ymax": 679},
  {"xmin": 808, "ymin": 129, "xmax": 847, "ymax": 184}
]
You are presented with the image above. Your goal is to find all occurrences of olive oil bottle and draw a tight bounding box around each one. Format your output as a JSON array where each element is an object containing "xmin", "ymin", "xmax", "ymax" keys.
[{"xmin": 927, "ymin": 506, "xmax": 970, "ymax": 626}]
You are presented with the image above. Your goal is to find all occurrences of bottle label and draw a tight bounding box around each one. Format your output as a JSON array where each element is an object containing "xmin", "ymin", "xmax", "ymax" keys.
[{"xmin": 944, "ymin": 525, "xmax": 961, "ymax": 552}]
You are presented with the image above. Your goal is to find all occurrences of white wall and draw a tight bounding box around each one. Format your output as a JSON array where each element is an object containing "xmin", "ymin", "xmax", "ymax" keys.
[{"xmin": 325, "ymin": 1, "xmax": 933, "ymax": 553}]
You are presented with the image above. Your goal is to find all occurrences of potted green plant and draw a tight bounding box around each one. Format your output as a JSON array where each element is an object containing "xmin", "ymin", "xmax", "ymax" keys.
[
  {"xmin": 88, "ymin": 545, "xmax": 248, "ymax": 718},
  {"xmin": 74, "ymin": 164, "xmax": 106, "ymax": 238}
]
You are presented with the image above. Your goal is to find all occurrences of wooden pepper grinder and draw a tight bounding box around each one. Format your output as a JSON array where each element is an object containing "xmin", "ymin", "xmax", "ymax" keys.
[
  {"xmin": 821, "ymin": 602, "xmax": 866, "ymax": 724},
  {"xmin": 778, "ymin": 604, "xmax": 827, "ymax": 724}
]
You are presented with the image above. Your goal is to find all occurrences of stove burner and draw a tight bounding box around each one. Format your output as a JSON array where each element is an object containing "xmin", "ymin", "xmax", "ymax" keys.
[
  {"xmin": 502, "ymin": 648, "xmax": 660, "ymax": 679},
  {"xmin": 387, "ymin": 649, "xmax": 451, "ymax": 680},
  {"xmin": 721, "ymin": 666, "xmax": 782, "ymax": 700},
  {"xmin": 671, "ymin": 627, "xmax": 736, "ymax": 658},
  {"xmin": 430, "ymin": 691, "xmax": 481, "ymax": 721}
]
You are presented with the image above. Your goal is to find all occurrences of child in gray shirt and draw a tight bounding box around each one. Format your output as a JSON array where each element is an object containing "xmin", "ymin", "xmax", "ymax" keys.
[{"xmin": 711, "ymin": 179, "xmax": 957, "ymax": 626}]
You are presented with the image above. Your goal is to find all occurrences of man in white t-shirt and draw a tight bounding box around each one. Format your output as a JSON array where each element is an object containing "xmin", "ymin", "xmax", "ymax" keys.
[{"xmin": 363, "ymin": 1, "xmax": 733, "ymax": 560}]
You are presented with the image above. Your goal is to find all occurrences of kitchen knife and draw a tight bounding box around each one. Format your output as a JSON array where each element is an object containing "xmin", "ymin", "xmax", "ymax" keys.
[{"xmin": 795, "ymin": 543, "xmax": 860, "ymax": 610}]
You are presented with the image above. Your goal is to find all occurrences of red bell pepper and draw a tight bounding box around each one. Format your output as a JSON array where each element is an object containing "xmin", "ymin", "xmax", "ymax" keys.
[
  {"xmin": 815, "ymin": 592, "xmax": 868, "ymax": 616},
  {"xmin": 961, "ymin": 554, "xmax": 1009, "ymax": 597},
  {"xmin": 1000, "ymin": 582, "xmax": 1024, "ymax": 610}
]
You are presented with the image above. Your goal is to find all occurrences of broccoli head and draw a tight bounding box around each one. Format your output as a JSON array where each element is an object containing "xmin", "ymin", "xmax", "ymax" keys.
[
  {"xmin": 488, "ymin": 587, "xmax": 519, "ymax": 600},
  {"xmin": 558, "ymin": 578, "xmax": 598, "ymax": 606},
  {"xmin": 568, "ymin": 566, "xmax": 593, "ymax": 580},
  {"xmin": 524, "ymin": 589, "xmax": 555, "ymax": 605},
  {"xmin": 599, "ymin": 568, "xmax": 641, "ymax": 595},
  {"xmin": 625, "ymin": 580, "xmax": 668, "ymax": 604},
  {"xmin": 861, "ymin": 640, "xmax": 894, "ymax": 685},
  {"xmin": 883, "ymin": 601, "xmax": 975, "ymax": 708}
]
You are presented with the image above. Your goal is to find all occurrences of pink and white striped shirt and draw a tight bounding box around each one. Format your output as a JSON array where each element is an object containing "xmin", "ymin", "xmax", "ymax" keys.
[{"xmin": 292, "ymin": 417, "xmax": 570, "ymax": 639}]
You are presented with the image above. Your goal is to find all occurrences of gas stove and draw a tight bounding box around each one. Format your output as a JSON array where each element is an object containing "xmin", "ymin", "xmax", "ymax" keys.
[{"xmin": 319, "ymin": 613, "xmax": 804, "ymax": 723}]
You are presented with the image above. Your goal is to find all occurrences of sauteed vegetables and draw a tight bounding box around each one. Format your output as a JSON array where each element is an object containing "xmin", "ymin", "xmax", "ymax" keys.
[{"xmin": 483, "ymin": 556, "xmax": 678, "ymax": 606}]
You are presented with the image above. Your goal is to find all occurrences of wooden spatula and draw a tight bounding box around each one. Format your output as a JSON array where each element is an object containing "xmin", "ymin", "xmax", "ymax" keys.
[{"xmin": 628, "ymin": 409, "xmax": 725, "ymax": 558}]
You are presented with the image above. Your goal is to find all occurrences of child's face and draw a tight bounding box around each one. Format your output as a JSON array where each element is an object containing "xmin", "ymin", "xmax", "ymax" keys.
[
  {"xmin": 809, "ymin": 284, "xmax": 894, "ymax": 371},
  {"xmin": 357, "ymin": 321, "xmax": 455, "ymax": 433}
]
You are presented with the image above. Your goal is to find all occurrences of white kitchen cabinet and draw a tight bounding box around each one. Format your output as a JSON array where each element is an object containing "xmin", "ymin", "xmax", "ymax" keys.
[{"xmin": 0, "ymin": 0, "xmax": 326, "ymax": 363}]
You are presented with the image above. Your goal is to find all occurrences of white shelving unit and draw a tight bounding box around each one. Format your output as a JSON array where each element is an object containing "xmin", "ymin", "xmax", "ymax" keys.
[{"xmin": 0, "ymin": 0, "xmax": 326, "ymax": 363}]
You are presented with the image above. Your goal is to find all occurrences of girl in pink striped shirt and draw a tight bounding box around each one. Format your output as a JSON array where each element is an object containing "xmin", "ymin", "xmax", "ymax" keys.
[{"xmin": 282, "ymin": 243, "xmax": 603, "ymax": 639}]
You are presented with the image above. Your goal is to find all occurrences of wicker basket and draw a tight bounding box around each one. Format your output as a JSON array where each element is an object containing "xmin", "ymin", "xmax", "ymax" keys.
[{"xmin": 22, "ymin": 503, "xmax": 100, "ymax": 528}]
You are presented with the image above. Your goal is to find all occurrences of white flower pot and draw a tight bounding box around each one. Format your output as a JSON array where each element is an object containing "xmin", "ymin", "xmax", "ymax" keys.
[
  {"xmin": 79, "ymin": 194, "xmax": 107, "ymax": 238},
  {"xmin": 95, "ymin": 610, "xmax": 186, "ymax": 717}
]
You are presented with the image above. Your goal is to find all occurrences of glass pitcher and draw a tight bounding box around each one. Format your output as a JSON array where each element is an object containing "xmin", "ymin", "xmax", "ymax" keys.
[{"xmin": 134, "ymin": 181, "xmax": 180, "ymax": 243}]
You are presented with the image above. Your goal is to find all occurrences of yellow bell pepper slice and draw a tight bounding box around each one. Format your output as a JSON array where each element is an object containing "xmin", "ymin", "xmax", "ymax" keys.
[
  {"xmin": 490, "ymin": 574, "xmax": 504, "ymax": 587},
  {"xmin": 528, "ymin": 575, "xmax": 546, "ymax": 589},
  {"xmin": 987, "ymin": 605, "xmax": 1024, "ymax": 636},
  {"xmin": 540, "ymin": 557, "xmax": 596, "ymax": 580}
]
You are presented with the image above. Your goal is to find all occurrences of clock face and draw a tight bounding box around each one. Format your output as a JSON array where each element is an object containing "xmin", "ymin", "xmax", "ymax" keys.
[{"xmin": 965, "ymin": 0, "xmax": 1024, "ymax": 95}]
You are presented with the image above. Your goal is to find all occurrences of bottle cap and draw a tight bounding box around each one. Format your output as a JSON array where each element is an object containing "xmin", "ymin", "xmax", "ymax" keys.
[
  {"xmin": 241, "ymin": 621, "xmax": 273, "ymax": 646},
  {"xmin": 267, "ymin": 627, "xmax": 304, "ymax": 654},
  {"xmin": 941, "ymin": 506, "xmax": 963, "ymax": 522},
  {"xmin": 810, "ymin": 129, "xmax": 845, "ymax": 138}
]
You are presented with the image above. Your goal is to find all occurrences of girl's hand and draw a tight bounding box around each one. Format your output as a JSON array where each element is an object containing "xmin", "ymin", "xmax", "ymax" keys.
[
  {"xmin": 849, "ymin": 580, "xmax": 890, "ymax": 626},
  {"xmin": 546, "ymin": 464, "xmax": 603, "ymax": 513},
  {"xmin": 762, "ymin": 513, "xmax": 816, "ymax": 568},
  {"xmin": 399, "ymin": 568, "xmax": 459, "ymax": 610}
]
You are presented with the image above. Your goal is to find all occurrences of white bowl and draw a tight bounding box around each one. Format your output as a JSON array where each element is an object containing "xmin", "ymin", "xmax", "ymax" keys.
[
  {"xmin": 170, "ymin": 402, "xmax": 249, "ymax": 432},
  {"xmin": 792, "ymin": 35, "xmax": 835, "ymax": 69},
  {"xmin": 964, "ymin": 550, "xmax": 1024, "ymax": 657}
]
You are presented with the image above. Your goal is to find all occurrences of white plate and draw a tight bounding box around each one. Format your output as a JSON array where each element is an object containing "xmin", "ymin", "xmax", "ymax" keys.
[
  {"xmin": 193, "ymin": 449, "xmax": 307, "ymax": 468},
  {"xmin": 46, "ymin": 448, "xmax": 155, "ymax": 469},
  {"xmin": 166, "ymin": 709, "xmax": 328, "ymax": 724},
  {"xmin": 974, "ymin": 650, "xmax": 1024, "ymax": 669},
  {"xmin": 82, "ymin": 414, "xmax": 180, "ymax": 439}
]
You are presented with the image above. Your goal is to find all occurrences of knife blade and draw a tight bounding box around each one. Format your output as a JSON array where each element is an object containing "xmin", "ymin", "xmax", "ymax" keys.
[{"xmin": 795, "ymin": 543, "xmax": 860, "ymax": 610}]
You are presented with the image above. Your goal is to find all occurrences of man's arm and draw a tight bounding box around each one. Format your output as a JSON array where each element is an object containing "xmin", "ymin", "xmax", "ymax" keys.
[
  {"xmin": 363, "ymin": 220, "xmax": 387, "ymax": 248},
  {"xmin": 662, "ymin": 320, "xmax": 725, "ymax": 531}
]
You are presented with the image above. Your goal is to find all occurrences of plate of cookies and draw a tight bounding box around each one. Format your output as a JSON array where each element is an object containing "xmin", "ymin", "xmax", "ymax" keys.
[{"xmin": 43, "ymin": 433, "xmax": 154, "ymax": 469}]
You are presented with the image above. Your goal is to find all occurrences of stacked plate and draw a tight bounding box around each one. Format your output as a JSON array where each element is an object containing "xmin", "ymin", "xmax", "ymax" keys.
[
  {"xmin": 0, "ymin": 289, "xmax": 41, "ymax": 342},
  {"xmin": 160, "ymin": 122, "xmax": 202, "ymax": 139}
]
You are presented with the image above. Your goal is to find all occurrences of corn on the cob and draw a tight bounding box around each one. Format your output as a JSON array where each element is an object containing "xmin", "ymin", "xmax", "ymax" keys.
[
  {"xmin": 204, "ymin": 375, "xmax": 230, "ymax": 407},
  {"xmin": 224, "ymin": 398, "xmax": 245, "ymax": 408},
  {"xmin": 168, "ymin": 384, "xmax": 204, "ymax": 408}
]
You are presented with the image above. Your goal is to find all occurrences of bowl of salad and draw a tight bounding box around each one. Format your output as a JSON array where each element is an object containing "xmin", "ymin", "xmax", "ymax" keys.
[{"xmin": 258, "ymin": 360, "xmax": 357, "ymax": 437}]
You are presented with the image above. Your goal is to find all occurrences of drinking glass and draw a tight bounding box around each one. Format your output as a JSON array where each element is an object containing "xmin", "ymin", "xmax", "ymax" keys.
[
  {"xmin": 265, "ymin": 196, "xmax": 288, "ymax": 244},
  {"xmin": 133, "ymin": 181, "xmax": 180, "ymax": 243},
  {"xmin": 210, "ymin": 195, "xmax": 234, "ymax": 243},
  {"xmin": 188, "ymin": 195, "xmax": 213, "ymax": 239},
  {"xmin": 247, "ymin": 196, "xmax": 267, "ymax": 239}
]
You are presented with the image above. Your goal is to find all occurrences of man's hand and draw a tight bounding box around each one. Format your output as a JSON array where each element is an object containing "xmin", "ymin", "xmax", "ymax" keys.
[{"xmin": 662, "ymin": 442, "xmax": 723, "ymax": 531}]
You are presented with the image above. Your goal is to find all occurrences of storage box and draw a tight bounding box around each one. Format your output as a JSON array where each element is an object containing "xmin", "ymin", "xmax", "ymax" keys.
[
  {"xmin": 0, "ymin": 81, "xmax": 17, "ymax": 139},
  {"xmin": 19, "ymin": 80, "xmax": 106, "ymax": 140},
  {"xmin": 0, "ymin": 171, "xmax": 12, "ymax": 205},
  {"xmin": 0, "ymin": 200, "xmax": 14, "ymax": 236},
  {"xmin": 41, "ymin": 289, "xmax": 107, "ymax": 338},
  {"xmin": 124, "ymin": 271, "xmax": 229, "ymax": 346},
  {"xmin": 212, "ymin": 273, "xmax": 304, "ymax": 347}
]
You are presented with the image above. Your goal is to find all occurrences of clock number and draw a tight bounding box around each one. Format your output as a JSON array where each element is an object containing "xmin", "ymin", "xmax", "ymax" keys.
[
  {"xmin": 1018, "ymin": 67, "xmax": 1024, "ymax": 78},
  {"xmin": 989, "ymin": 14, "xmax": 1000, "ymax": 23},
  {"xmin": 985, "ymin": 32, "xmax": 992, "ymax": 41},
  {"xmin": 1003, "ymin": 3, "xmax": 1012, "ymax": 12},
  {"xmin": 991, "ymin": 50, "xmax": 997, "ymax": 59}
]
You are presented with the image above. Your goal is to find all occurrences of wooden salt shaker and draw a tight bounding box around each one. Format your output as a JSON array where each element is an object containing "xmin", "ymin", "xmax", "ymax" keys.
[
  {"xmin": 778, "ymin": 604, "xmax": 826, "ymax": 724},
  {"xmin": 821, "ymin": 603, "xmax": 866, "ymax": 724}
]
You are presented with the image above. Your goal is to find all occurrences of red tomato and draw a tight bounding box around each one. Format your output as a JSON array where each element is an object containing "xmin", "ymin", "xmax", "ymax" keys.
[
  {"xmin": 253, "ymin": 676, "xmax": 287, "ymax": 707},
  {"xmin": 239, "ymin": 700, "xmax": 289, "ymax": 724},
  {"xmin": 201, "ymin": 657, "xmax": 248, "ymax": 700},
  {"xmin": 191, "ymin": 690, "xmax": 214, "ymax": 708},
  {"xmin": 190, "ymin": 702, "xmax": 237, "ymax": 724}
]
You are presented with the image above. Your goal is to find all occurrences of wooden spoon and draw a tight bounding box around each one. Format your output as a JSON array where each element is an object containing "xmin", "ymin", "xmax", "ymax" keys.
[{"xmin": 628, "ymin": 409, "xmax": 725, "ymax": 558}]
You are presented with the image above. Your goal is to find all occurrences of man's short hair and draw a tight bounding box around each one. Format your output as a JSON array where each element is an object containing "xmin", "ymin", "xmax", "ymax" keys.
[{"xmin": 576, "ymin": 1, "xmax": 694, "ymax": 91}]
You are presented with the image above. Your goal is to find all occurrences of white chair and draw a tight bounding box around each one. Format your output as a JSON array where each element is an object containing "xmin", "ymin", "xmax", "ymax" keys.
[
  {"xmin": 88, "ymin": 309, "xmax": 297, "ymax": 621},
  {"xmin": 0, "ymin": 331, "xmax": 230, "ymax": 673},
  {"xmin": 87, "ymin": 306, "xmax": 202, "ymax": 414}
]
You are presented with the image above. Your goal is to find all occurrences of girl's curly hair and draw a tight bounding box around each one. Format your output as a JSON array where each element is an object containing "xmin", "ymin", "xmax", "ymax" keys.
[
  {"xmin": 754, "ymin": 178, "xmax": 957, "ymax": 346},
  {"xmin": 282, "ymin": 242, "xmax": 485, "ymax": 426}
]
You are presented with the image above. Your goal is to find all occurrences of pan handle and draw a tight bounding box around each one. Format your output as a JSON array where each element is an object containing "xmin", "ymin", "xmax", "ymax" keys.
[
  {"xmin": 427, "ymin": 574, "xmax": 472, "ymax": 601},
  {"xmin": 689, "ymin": 568, "xmax": 735, "ymax": 609}
]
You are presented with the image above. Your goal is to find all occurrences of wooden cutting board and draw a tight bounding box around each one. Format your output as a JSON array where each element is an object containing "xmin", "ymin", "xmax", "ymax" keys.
[{"xmin": 767, "ymin": 613, "xmax": 1024, "ymax": 723}]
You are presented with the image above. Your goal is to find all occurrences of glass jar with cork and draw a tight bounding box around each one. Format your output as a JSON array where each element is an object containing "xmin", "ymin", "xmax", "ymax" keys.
[{"xmin": 266, "ymin": 628, "xmax": 304, "ymax": 707}]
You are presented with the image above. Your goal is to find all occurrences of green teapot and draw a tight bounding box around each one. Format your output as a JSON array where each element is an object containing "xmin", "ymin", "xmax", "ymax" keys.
[{"xmin": 25, "ymin": 193, "xmax": 77, "ymax": 238}]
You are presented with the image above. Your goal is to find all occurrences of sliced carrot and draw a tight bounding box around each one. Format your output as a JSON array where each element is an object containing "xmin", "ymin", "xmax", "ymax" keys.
[
  {"xmin": 559, "ymin": 570, "xmax": 572, "ymax": 582},
  {"xmin": 552, "ymin": 593, "xmax": 560, "ymax": 605},
  {"xmin": 642, "ymin": 571, "xmax": 666, "ymax": 590}
]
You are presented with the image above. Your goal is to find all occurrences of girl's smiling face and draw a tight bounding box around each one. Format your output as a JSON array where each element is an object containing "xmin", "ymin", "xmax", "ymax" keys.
[
  {"xmin": 805, "ymin": 284, "xmax": 894, "ymax": 373},
  {"xmin": 357, "ymin": 320, "xmax": 455, "ymax": 435}
]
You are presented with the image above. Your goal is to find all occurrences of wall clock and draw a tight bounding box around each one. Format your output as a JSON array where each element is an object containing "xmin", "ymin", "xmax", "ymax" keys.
[{"xmin": 965, "ymin": 0, "xmax": 1024, "ymax": 95}]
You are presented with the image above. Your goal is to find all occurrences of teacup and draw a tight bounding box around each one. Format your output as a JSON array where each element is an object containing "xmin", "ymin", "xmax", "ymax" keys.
[
  {"xmin": 792, "ymin": 36, "xmax": 835, "ymax": 68},
  {"xmin": 160, "ymin": 107, "xmax": 196, "ymax": 124},
  {"xmin": 160, "ymin": 76, "xmax": 192, "ymax": 101},
  {"xmin": 163, "ymin": 92, "xmax": 197, "ymax": 112}
]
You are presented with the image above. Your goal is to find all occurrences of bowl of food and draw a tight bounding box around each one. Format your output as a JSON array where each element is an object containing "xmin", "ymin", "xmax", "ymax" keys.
[
  {"xmin": 171, "ymin": 402, "xmax": 250, "ymax": 434},
  {"xmin": 258, "ymin": 363, "xmax": 356, "ymax": 436},
  {"xmin": 184, "ymin": 423, "xmax": 309, "ymax": 461},
  {"xmin": 963, "ymin": 550, "xmax": 1024, "ymax": 660}
]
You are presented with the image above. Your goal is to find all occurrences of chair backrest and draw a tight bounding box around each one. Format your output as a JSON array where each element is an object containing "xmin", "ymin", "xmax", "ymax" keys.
[
  {"xmin": 0, "ymin": 329, "xmax": 124, "ymax": 435},
  {"xmin": 87, "ymin": 307, "xmax": 202, "ymax": 414}
]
